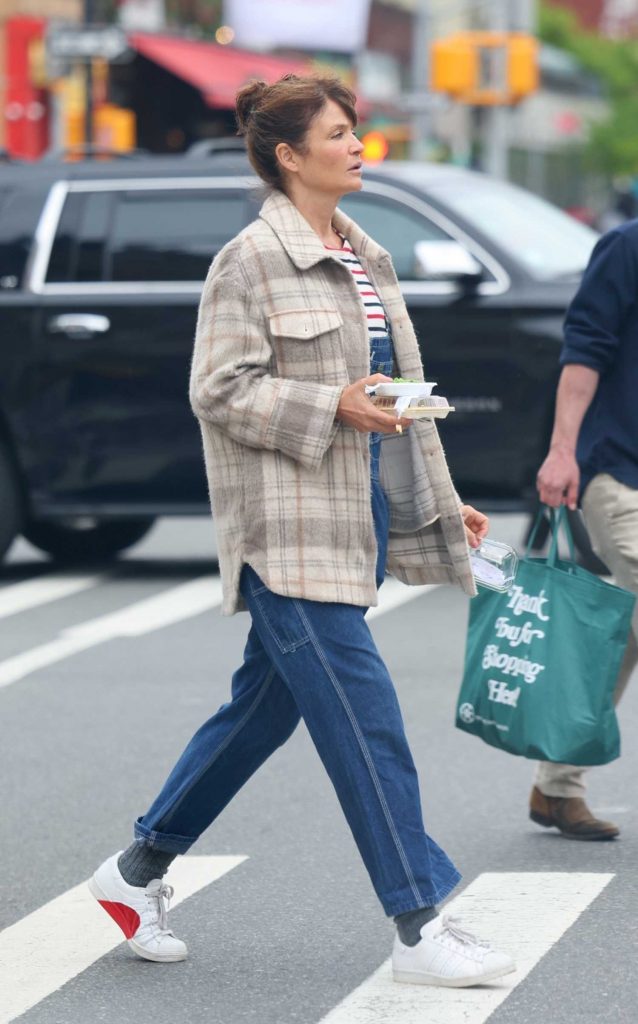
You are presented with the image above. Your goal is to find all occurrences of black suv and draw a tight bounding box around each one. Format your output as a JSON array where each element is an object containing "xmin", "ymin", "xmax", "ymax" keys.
[{"xmin": 0, "ymin": 148, "xmax": 598, "ymax": 564}]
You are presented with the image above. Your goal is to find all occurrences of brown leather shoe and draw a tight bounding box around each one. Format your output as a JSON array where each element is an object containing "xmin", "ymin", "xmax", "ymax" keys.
[{"xmin": 529, "ymin": 786, "xmax": 619, "ymax": 840}]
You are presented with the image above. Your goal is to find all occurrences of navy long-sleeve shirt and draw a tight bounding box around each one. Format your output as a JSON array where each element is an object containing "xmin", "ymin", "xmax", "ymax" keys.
[{"xmin": 561, "ymin": 220, "xmax": 638, "ymax": 498}]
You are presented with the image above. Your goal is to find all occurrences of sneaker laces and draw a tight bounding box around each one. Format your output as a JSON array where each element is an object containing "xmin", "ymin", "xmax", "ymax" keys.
[
  {"xmin": 145, "ymin": 881, "xmax": 175, "ymax": 933},
  {"xmin": 437, "ymin": 915, "xmax": 491, "ymax": 956}
]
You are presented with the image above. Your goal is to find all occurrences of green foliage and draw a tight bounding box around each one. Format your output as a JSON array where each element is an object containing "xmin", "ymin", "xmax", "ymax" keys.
[
  {"xmin": 587, "ymin": 98, "xmax": 638, "ymax": 174},
  {"xmin": 539, "ymin": 1, "xmax": 638, "ymax": 173}
]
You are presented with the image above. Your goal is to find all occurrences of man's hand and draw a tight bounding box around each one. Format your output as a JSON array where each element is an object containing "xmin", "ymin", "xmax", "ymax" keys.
[
  {"xmin": 336, "ymin": 373, "xmax": 412, "ymax": 434},
  {"xmin": 461, "ymin": 504, "xmax": 489, "ymax": 549},
  {"xmin": 535, "ymin": 365, "xmax": 597, "ymax": 510},
  {"xmin": 536, "ymin": 446, "xmax": 580, "ymax": 510}
]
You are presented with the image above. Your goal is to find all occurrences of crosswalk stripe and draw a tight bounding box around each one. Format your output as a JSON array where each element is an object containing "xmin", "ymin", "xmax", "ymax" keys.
[
  {"xmin": 0, "ymin": 572, "xmax": 439, "ymax": 691},
  {"xmin": 367, "ymin": 577, "xmax": 439, "ymax": 620},
  {"xmin": 318, "ymin": 871, "xmax": 614, "ymax": 1024},
  {"xmin": 0, "ymin": 855, "xmax": 247, "ymax": 1024},
  {"xmin": 0, "ymin": 574, "xmax": 102, "ymax": 619},
  {"xmin": 0, "ymin": 576, "xmax": 223, "ymax": 690}
]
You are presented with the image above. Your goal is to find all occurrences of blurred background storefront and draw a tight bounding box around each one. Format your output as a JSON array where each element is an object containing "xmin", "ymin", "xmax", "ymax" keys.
[{"xmin": 3, "ymin": 0, "xmax": 638, "ymax": 216}]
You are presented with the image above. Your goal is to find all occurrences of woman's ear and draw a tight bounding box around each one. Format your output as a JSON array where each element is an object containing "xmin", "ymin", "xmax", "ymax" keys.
[{"xmin": 275, "ymin": 142, "xmax": 299, "ymax": 176}]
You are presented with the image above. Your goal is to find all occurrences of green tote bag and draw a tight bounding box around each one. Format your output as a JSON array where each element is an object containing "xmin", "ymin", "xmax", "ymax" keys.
[{"xmin": 455, "ymin": 506, "xmax": 636, "ymax": 764}]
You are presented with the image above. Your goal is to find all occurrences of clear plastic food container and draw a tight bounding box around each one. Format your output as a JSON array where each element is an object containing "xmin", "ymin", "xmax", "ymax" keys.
[
  {"xmin": 365, "ymin": 382, "xmax": 454, "ymax": 419},
  {"xmin": 367, "ymin": 381, "xmax": 437, "ymax": 397},
  {"xmin": 470, "ymin": 539, "xmax": 518, "ymax": 592}
]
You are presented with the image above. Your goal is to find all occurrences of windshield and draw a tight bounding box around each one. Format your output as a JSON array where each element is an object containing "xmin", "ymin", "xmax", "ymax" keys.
[{"xmin": 426, "ymin": 176, "xmax": 598, "ymax": 281}]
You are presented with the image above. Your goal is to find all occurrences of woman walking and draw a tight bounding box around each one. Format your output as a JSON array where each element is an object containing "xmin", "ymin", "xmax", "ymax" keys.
[{"xmin": 89, "ymin": 74, "xmax": 515, "ymax": 988}]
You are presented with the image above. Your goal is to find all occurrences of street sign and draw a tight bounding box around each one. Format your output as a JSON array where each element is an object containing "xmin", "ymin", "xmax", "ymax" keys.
[{"xmin": 46, "ymin": 24, "xmax": 129, "ymax": 62}]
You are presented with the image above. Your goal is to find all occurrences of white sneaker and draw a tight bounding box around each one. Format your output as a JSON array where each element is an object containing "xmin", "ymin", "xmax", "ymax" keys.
[
  {"xmin": 89, "ymin": 851, "xmax": 187, "ymax": 963},
  {"xmin": 392, "ymin": 914, "xmax": 515, "ymax": 988}
]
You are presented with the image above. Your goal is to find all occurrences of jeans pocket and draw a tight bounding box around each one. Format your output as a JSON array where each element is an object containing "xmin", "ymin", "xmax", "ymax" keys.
[{"xmin": 243, "ymin": 565, "xmax": 311, "ymax": 655}]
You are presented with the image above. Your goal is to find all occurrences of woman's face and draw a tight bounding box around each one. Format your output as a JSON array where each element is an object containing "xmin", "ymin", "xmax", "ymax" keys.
[{"xmin": 285, "ymin": 98, "xmax": 365, "ymax": 199}]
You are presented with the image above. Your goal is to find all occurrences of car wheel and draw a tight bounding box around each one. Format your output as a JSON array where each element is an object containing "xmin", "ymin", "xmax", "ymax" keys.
[
  {"xmin": 22, "ymin": 517, "xmax": 156, "ymax": 563},
  {"xmin": 0, "ymin": 444, "xmax": 23, "ymax": 561}
]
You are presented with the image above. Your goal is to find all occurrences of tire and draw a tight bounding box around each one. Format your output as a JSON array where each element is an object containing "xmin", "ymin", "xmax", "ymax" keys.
[
  {"xmin": 0, "ymin": 444, "xmax": 23, "ymax": 562},
  {"xmin": 23, "ymin": 517, "xmax": 155, "ymax": 563},
  {"xmin": 523, "ymin": 505, "xmax": 609, "ymax": 575}
]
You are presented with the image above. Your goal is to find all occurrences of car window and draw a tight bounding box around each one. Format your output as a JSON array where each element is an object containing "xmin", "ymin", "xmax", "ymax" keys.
[
  {"xmin": 107, "ymin": 190, "xmax": 247, "ymax": 282},
  {"xmin": 46, "ymin": 191, "xmax": 112, "ymax": 283},
  {"xmin": 426, "ymin": 177, "xmax": 598, "ymax": 280},
  {"xmin": 0, "ymin": 188, "xmax": 45, "ymax": 290},
  {"xmin": 338, "ymin": 192, "xmax": 452, "ymax": 279},
  {"xmin": 78, "ymin": 191, "xmax": 112, "ymax": 281},
  {"xmin": 45, "ymin": 188, "xmax": 248, "ymax": 284}
]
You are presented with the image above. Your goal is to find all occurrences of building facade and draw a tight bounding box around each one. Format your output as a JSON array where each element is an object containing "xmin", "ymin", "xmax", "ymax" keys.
[{"xmin": 1, "ymin": 0, "xmax": 81, "ymax": 150}]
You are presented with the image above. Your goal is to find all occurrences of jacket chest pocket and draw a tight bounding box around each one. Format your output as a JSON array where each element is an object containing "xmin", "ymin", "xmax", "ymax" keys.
[{"xmin": 267, "ymin": 308, "xmax": 346, "ymax": 383}]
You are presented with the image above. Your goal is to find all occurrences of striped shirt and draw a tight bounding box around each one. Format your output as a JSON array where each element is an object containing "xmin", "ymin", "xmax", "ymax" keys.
[{"xmin": 326, "ymin": 237, "xmax": 388, "ymax": 340}]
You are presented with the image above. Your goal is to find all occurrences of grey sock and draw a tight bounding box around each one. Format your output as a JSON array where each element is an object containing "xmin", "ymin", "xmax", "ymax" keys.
[
  {"xmin": 394, "ymin": 905, "xmax": 439, "ymax": 947},
  {"xmin": 118, "ymin": 840, "xmax": 176, "ymax": 887}
]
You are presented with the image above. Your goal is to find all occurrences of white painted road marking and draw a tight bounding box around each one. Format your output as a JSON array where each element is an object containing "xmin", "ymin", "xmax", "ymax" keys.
[
  {"xmin": 0, "ymin": 572, "xmax": 438, "ymax": 691},
  {"xmin": 0, "ymin": 574, "xmax": 102, "ymax": 620},
  {"xmin": 0, "ymin": 576, "xmax": 224, "ymax": 690},
  {"xmin": 318, "ymin": 872, "xmax": 614, "ymax": 1024},
  {"xmin": 367, "ymin": 577, "xmax": 440, "ymax": 620},
  {"xmin": 0, "ymin": 854, "xmax": 247, "ymax": 1024}
]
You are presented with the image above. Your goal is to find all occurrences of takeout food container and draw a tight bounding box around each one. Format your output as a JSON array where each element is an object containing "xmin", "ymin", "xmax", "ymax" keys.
[
  {"xmin": 369, "ymin": 395, "xmax": 455, "ymax": 419},
  {"xmin": 470, "ymin": 540, "xmax": 518, "ymax": 592},
  {"xmin": 365, "ymin": 381, "xmax": 437, "ymax": 398}
]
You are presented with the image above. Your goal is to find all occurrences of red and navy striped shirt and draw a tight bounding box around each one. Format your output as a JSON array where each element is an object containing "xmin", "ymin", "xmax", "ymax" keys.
[{"xmin": 325, "ymin": 237, "xmax": 388, "ymax": 340}]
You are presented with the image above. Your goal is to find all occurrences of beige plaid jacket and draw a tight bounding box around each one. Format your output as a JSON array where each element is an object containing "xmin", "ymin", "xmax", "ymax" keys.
[{"xmin": 190, "ymin": 190, "xmax": 476, "ymax": 614}]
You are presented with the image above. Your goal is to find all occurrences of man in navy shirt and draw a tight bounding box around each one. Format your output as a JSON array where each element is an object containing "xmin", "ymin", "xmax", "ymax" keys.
[{"xmin": 533, "ymin": 222, "xmax": 638, "ymax": 840}]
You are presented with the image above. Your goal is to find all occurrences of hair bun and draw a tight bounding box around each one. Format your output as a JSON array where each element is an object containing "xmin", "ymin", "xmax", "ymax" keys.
[{"xmin": 235, "ymin": 80, "xmax": 269, "ymax": 134}]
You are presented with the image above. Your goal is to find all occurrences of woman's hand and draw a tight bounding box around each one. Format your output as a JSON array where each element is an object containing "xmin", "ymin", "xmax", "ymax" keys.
[
  {"xmin": 336, "ymin": 374, "xmax": 412, "ymax": 434},
  {"xmin": 461, "ymin": 504, "xmax": 489, "ymax": 549}
]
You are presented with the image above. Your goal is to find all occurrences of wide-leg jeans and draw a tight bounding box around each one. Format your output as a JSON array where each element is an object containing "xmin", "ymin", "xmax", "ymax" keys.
[{"xmin": 134, "ymin": 452, "xmax": 461, "ymax": 916}]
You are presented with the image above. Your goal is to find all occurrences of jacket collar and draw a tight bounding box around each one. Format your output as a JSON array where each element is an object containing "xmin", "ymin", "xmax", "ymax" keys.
[{"xmin": 259, "ymin": 189, "xmax": 389, "ymax": 270}]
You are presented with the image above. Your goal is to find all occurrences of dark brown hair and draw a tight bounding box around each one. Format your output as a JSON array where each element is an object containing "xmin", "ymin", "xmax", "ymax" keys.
[{"xmin": 235, "ymin": 73, "xmax": 358, "ymax": 191}]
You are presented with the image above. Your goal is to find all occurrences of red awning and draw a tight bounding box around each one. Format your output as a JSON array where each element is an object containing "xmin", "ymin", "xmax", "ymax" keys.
[{"xmin": 129, "ymin": 33, "xmax": 312, "ymax": 109}]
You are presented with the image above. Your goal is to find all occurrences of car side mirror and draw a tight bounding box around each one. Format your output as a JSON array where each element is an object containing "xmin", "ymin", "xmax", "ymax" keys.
[{"xmin": 414, "ymin": 240, "xmax": 484, "ymax": 289}]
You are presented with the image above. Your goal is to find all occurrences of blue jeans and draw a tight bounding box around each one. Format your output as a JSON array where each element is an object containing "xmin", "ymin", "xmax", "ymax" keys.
[
  {"xmin": 134, "ymin": 470, "xmax": 461, "ymax": 915},
  {"xmin": 369, "ymin": 330, "xmax": 394, "ymax": 455}
]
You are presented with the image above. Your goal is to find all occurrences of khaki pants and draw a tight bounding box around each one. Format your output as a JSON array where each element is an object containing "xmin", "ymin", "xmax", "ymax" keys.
[{"xmin": 534, "ymin": 473, "xmax": 638, "ymax": 798}]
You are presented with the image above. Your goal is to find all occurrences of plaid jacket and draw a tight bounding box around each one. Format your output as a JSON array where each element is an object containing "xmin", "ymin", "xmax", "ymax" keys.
[{"xmin": 190, "ymin": 190, "xmax": 476, "ymax": 614}]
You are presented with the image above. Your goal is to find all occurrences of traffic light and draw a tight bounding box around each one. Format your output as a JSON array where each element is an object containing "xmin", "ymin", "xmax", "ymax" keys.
[
  {"xmin": 94, "ymin": 104, "xmax": 136, "ymax": 152},
  {"xmin": 361, "ymin": 130, "xmax": 389, "ymax": 164},
  {"xmin": 431, "ymin": 32, "xmax": 539, "ymax": 105},
  {"xmin": 431, "ymin": 35, "xmax": 476, "ymax": 99},
  {"xmin": 508, "ymin": 34, "xmax": 538, "ymax": 101}
]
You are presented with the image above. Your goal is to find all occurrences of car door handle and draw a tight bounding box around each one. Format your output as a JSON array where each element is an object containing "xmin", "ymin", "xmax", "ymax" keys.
[{"xmin": 47, "ymin": 313, "xmax": 111, "ymax": 337}]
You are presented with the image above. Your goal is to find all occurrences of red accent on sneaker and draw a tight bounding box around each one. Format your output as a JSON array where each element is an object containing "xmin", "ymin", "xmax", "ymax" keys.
[{"xmin": 98, "ymin": 900, "xmax": 141, "ymax": 939}]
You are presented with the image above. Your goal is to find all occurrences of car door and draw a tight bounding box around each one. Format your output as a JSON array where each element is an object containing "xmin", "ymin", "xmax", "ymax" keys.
[
  {"xmin": 26, "ymin": 177, "xmax": 251, "ymax": 514},
  {"xmin": 339, "ymin": 185, "xmax": 532, "ymax": 503}
]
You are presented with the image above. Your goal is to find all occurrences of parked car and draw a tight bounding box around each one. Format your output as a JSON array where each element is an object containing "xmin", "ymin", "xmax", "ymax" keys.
[{"xmin": 0, "ymin": 146, "xmax": 598, "ymax": 564}]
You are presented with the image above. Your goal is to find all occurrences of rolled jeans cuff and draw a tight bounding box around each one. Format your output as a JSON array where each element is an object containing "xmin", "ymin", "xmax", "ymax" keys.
[
  {"xmin": 134, "ymin": 816, "xmax": 195, "ymax": 854},
  {"xmin": 383, "ymin": 868, "xmax": 463, "ymax": 918}
]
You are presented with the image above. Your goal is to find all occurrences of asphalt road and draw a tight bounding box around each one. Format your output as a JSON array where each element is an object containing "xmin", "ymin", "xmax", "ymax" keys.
[{"xmin": 2, "ymin": 515, "xmax": 637, "ymax": 1024}]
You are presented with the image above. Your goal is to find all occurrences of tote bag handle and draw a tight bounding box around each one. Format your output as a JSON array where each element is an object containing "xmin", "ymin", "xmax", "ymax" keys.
[
  {"xmin": 547, "ymin": 505, "xmax": 576, "ymax": 567},
  {"xmin": 526, "ymin": 505, "xmax": 576, "ymax": 568}
]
